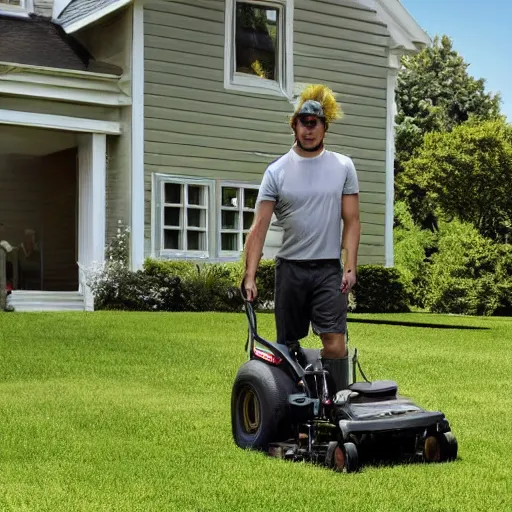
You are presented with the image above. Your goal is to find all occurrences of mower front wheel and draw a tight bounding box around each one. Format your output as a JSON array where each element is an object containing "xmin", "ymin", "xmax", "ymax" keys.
[
  {"xmin": 325, "ymin": 441, "xmax": 359, "ymax": 473},
  {"xmin": 231, "ymin": 359, "xmax": 296, "ymax": 451},
  {"xmin": 424, "ymin": 431, "xmax": 458, "ymax": 463}
]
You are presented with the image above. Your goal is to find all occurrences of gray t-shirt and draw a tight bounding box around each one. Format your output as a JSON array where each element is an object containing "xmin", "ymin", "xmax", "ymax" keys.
[{"xmin": 256, "ymin": 148, "xmax": 359, "ymax": 260}]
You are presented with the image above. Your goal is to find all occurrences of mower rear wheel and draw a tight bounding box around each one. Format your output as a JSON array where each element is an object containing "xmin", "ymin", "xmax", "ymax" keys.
[
  {"xmin": 325, "ymin": 441, "xmax": 359, "ymax": 473},
  {"xmin": 231, "ymin": 359, "xmax": 296, "ymax": 451}
]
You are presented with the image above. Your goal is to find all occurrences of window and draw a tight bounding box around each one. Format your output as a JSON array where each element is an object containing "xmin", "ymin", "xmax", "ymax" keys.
[
  {"xmin": 0, "ymin": 0, "xmax": 32, "ymax": 9},
  {"xmin": 219, "ymin": 184, "xmax": 259, "ymax": 254},
  {"xmin": 153, "ymin": 176, "xmax": 260, "ymax": 260},
  {"xmin": 154, "ymin": 176, "xmax": 213, "ymax": 258},
  {"xmin": 224, "ymin": 0, "xmax": 293, "ymax": 97}
]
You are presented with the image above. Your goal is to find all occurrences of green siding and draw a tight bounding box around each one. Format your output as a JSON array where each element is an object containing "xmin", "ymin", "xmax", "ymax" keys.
[{"xmin": 144, "ymin": 0, "xmax": 391, "ymax": 264}]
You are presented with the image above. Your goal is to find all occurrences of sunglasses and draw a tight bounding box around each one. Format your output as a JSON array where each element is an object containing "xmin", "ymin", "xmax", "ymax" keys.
[{"xmin": 298, "ymin": 117, "xmax": 322, "ymax": 128}]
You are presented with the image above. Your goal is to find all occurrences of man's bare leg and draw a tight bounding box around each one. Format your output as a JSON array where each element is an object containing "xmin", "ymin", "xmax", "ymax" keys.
[{"xmin": 320, "ymin": 333, "xmax": 347, "ymax": 358}]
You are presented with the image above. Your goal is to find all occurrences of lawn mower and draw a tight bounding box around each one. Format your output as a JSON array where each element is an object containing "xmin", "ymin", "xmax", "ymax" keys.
[{"xmin": 231, "ymin": 285, "xmax": 458, "ymax": 472}]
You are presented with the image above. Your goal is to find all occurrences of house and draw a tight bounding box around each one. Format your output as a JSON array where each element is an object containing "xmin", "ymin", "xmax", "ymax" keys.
[{"xmin": 0, "ymin": 0, "xmax": 430, "ymax": 311}]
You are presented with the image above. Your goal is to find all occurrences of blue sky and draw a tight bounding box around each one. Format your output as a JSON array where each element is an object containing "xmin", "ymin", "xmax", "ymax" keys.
[{"xmin": 400, "ymin": 0, "xmax": 512, "ymax": 121}]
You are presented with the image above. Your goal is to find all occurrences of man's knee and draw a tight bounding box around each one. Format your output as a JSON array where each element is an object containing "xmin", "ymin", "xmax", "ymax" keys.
[{"xmin": 320, "ymin": 332, "xmax": 347, "ymax": 358}]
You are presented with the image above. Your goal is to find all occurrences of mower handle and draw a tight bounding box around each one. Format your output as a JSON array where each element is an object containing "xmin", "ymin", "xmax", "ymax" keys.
[
  {"xmin": 239, "ymin": 278, "xmax": 307, "ymax": 381},
  {"xmin": 240, "ymin": 278, "xmax": 258, "ymax": 335}
]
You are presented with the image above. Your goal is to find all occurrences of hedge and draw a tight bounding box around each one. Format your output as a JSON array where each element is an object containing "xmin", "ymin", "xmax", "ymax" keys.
[{"xmin": 87, "ymin": 257, "xmax": 410, "ymax": 314}]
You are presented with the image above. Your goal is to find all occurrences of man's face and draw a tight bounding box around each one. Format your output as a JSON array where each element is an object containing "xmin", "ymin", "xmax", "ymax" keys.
[{"xmin": 294, "ymin": 115, "xmax": 326, "ymax": 150}]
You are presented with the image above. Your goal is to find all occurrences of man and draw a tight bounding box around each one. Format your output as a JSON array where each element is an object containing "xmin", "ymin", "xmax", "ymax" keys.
[{"xmin": 243, "ymin": 84, "xmax": 361, "ymax": 394}]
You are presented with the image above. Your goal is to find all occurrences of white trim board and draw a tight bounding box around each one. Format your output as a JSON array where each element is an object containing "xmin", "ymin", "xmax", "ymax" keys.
[
  {"xmin": 53, "ymin": 0, "xmax": 72, "ymax": 19},
  {"xmin": 0, "ymin": 109, "xmax": 121, "ymax": 135},
  {"xmin": 385, "ymin": 68, "xmax": 398, "ymax": 267},
  {"xmin": 0, "ymin": 63, "xmax": 130, "ymax": 106},
  {"xmin": 61, "ymin": 0, "xmax": 133, "ymax": 33},
  {"xmin": 357, "ymin": 0, "xmax": 431, "ymax": 52},
  {"xmin": 130, "ymin": 0, "xmax": 145, "ymax": 270}
]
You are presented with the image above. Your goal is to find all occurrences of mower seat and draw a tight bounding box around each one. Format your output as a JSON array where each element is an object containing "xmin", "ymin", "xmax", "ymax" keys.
[{"xmin": 349, "ymin": 380, "xmax": 398, "ymax": 399}]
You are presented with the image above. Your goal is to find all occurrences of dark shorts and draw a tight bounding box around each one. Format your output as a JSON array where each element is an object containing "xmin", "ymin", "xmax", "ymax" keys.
[{"xmin": 274, "ymin": 257, "xmax": 348, "ymax": 345}]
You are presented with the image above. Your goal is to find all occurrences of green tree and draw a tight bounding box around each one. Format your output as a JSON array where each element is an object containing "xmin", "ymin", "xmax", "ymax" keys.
[
  {"xmin": 393, "ymin": 200, "xmax": 436, "ymax": 306},
  {"xmin": 395, "ymin": 35, "xmax": 501, "ymax": 173},
  {"xmin": 397, "ymin": 119, "xmax": 512, "ymax": 241}
]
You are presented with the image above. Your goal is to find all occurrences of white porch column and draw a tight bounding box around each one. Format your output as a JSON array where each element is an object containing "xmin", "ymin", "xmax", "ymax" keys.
[
  {"xmin": 385, "ymin": 53, "xmax": 400, "ymax": 267},
  {"xmin": 78, "ymin": 133, "xmax": 107, "ymax": 311}
]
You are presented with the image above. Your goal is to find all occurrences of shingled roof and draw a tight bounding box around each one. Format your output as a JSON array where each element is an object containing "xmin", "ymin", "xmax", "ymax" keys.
[{"xmin": 0, "ymin": 12, "xmax": 122, "ymax": 74}]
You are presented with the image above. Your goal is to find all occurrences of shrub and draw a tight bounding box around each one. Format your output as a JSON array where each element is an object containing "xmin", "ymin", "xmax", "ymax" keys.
[
  {"xmin": 495, "ymin": 244, "xmax": 512, "ymax": 316},
  {"xmin": 86, "ymin": 224, "xmax": 184, "ymax": 311},
  {"xmin": 89, "ymin": 264, "xmax": 183, "ymax": 311},
  {"xmin": 352, "ymin": 265, "xmax": 410, "ymax": 313},
  {"xmin": 393, "ymin": 200, "xmax": 436, "ymax": 307},
  {"xmin": 253, "ymin": 259, "xmax": 275, "ymax": 305},
  {"xmin": 424, "ymin": 219, "xmax": 503, "ymax": 316},
  {"xmin": 144, "ymin": 259, "xmax": 242, "ymax": 312},
  {"xmin": 88, "ymin": 226, "xmax": 412, "ymax": 315}
]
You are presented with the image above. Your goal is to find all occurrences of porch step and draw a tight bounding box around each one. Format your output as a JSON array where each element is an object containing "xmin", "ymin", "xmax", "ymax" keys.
[{"xmin": 7, "ymin": 291, "xmax": 85, "ymax": 312}]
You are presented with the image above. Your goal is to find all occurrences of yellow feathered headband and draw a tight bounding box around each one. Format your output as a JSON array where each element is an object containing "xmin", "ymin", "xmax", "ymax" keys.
[{"xmin": 290, "ymin": 84, "xmax": 343, "ymax": 128}]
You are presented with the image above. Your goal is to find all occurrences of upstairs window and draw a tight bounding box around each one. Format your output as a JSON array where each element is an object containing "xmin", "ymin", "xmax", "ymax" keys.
[{"xmin": 225, "ymin": 0, "xmax": 293, "ymax": 97}]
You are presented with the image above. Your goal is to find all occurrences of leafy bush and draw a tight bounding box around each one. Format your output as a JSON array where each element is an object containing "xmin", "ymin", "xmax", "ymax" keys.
[
  {"xmin": 495, "ymin": 244, "xmax": 512, "ymax": 316},
  {"xmin": 89, "ymin": 264, "xmax": 183, "ymax": 311},
  {"xmin": 393, "ymin": 200, "xmax": 436, "ymax": 307},
  {"xmin": 253, "ymin": 259, "xmax": 275, "ymax": 305},
  {"xmin": 88, "ymin": 226, "xmax": 411, "ymax": 315},
  {"xmin": 144, "ymin": 259, "xmax": 242, "ymax": 312},
  {"xmin": 86, "ymin": 225, "xmax": 185, "ymax": 311},
  {"xmin": 423, "ymin": 219, "xmax": 505, "ymax": 316},
  {"xmin": 351, "ymin": 265, "xmax": 410, "ymax": 313}
]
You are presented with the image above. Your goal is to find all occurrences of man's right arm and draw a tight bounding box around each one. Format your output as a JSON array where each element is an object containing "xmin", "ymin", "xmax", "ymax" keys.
[{"xmin": 243, "ymin": 200, "xmax": 275, "ymax": 301}]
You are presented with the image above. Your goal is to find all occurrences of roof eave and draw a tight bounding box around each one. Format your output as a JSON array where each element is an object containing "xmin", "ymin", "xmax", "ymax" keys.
[
  {"xmin": 0, "ymin": 61, "xmax": 131, "ymax": 106},
  {"xmin": 357, "ymin": 0, "xmax": 431, "ymax": 54},
  {"xmin": 58, "ymin": 0, "xmax": 133, "ymax": 34}
]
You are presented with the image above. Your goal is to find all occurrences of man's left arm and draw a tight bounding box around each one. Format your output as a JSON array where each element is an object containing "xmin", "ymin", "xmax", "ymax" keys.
[{"xmin": 341, "ymin": 193, "xmax": 361, "ymax": 293}]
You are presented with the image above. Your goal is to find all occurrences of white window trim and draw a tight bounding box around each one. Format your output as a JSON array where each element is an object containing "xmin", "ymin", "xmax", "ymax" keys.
[
  {"xmin": 152, "ymin": 174, "xmax": 216, "ymax": 260},
  {"xmin": 0, "ymin": 0, "xmax": 33, "ymax": 16},
  {"xmin": 217, "ymin": 181, "xmax": 260, "ymax": 258},
  {"xmin": 224, "ymin": 0, "xmax": 294, "ymax": 99}
]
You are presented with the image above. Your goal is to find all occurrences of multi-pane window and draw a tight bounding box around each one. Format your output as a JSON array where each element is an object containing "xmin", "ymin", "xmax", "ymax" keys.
[
  {"xmin": 161, "ymin": 182, "xmax": 209, "ymax": 254},
  {"xmin": 154, "ymin": 177, "xmax": 261, "ymax": 259},
  {"xmin": 220, "ymin": 185, "xmax": 258, "ymax": 253},
  {"xmin": 225, "ymin": 0, "xmax": 292, "ymax": 96}
]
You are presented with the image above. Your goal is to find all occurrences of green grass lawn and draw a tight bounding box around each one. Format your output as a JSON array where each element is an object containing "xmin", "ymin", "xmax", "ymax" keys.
[{"xmin": 1, "ymin": 310, "xmax": 511, "ymax": 512}]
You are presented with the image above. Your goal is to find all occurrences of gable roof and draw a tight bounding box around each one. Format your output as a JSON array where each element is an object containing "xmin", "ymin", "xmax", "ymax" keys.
[
  {"xmin": 56, "ymin": 0, "xmax": 131, "ymax": 33},
  {"xmin": 357, "ymin": 0, "xmax": 431, "ymax": 53},
  {"xmin": 0, "ymin": 13, "xmax": 122, "ymax": 74}
]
